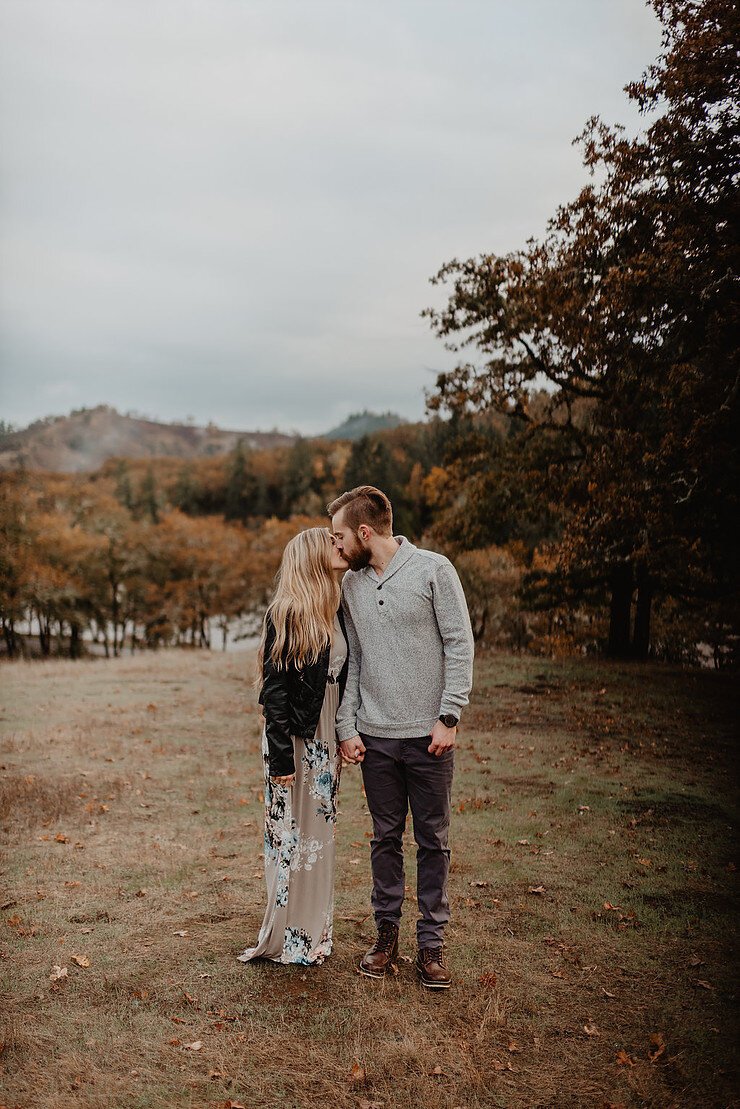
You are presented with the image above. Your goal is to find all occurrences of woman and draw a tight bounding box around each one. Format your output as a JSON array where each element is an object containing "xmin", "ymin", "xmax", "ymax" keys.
[{"xmin": 237, "ymin": 527, "xmax": 349, "ymax": 966}]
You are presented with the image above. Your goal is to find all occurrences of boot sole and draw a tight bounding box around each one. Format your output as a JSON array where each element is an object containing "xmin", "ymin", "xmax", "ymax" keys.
[
  {"xmin": 358, "ymin": 955, "xmax": 398, "ymax": 979},
  {"xmin": 418, "ymin": 976, "xmax": 452, "ymax": 989}
]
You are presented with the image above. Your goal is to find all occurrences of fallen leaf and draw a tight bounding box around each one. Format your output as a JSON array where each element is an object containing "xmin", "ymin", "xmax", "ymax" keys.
[
  {"xmin": 578, "ymin": 804, "xmax": 591, "ymax": 812},
  {"xmin": 601, "ymin": 987, "xmax": 616, "ymax": 998},
  {"xmin": 507, "ymin": 1040, "xmax": 521, "ymax": 1054},
  {"xmin": 528, "ymin": 885, "xmax": 546, "ymax": 895},
  {"xmin": 356, "ymin": 1101, "xmax": 384, "ymax": 1109},
  {"xmin": 469, "ymin": 880, "xmax": 490, "ymax": 888},
  {"xmin": 688, "ymin": 954, "xmax": 704, "ymax": 967},
  {"xmin": 49, "ymin": 965, "xmax": 68, "ymax": 982},
  {"xmin": 478, "ymin": 972, "xmax": 497, "ymax": 988},
  {"xmin": 516, "ymin": 839, "xmax": 530, "ymax": 846},
  {"xmin": 349, "ymin": 1062, "xmax": 366, "ymax": 1084},
  {"xmin": 428, "ymin": 1064, "xmax": 444, "ymax": 1076},
  {"xmin": 55, "ymin": 833, "xmax": 69, "ymax": 843},
  {"xmin": 615, "ymin": 1050, "xmax": 635, "ymax": 1066},
  {"xmin": 71, "ymin": 954, "xmax": 90, "ymax": 967},
  {"xmin": 583, "ymin": 1023, "xmax": 600, "ymax": 1037},
  {"xmin": 172, "ymin": 930, "xmax": 188, "ymax": 937},
  {"xmin": 696, "ymin": 979, "xmax": 714, "ymax": 990},
  {"xmin": 551, "ymin": 970, "xmax": 567, "ymax": 979},
  {"xmin": 648, "ymin": 1032, "xmax": 666, "ymax": 1063},
  {"xmin": 186, "ymin": 1041, "xmax": 202, "ymax": 1051},
  {"xmin": 224, "ymin": 1102, "xmax": 246, "ymax": 1109}
]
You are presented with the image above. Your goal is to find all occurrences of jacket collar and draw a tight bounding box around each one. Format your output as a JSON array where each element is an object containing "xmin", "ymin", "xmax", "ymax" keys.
[{"xmin": 365, "ymin": 535, "xmax": 417, "ymax": 585}]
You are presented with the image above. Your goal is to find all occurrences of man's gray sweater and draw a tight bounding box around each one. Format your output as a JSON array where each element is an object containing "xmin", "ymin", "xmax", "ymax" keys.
[{"xmin": 336, "ymin": 537, "xmax": 475, "ymax": 742}]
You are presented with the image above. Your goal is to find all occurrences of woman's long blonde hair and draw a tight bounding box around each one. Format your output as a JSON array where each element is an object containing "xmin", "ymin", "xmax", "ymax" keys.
[{"xmin": 257, "ymin": 527, "xmax": 340, "ymax": 673}]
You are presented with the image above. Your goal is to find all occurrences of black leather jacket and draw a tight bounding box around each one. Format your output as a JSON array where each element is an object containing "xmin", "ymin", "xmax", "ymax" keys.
[{"xmin": 258, "ymin": 609, "xmax": 349, "ymax": 777}]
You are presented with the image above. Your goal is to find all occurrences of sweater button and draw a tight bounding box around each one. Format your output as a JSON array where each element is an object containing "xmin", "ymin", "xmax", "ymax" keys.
[{"xmin": 378, "ymin": 600, "xmax": 384, "ymax": 606}]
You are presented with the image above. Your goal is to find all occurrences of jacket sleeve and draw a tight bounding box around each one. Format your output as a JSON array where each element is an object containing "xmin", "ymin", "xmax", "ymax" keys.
[
  {"xmin": 335, "ymin": 594, "xmax": 362, "ymax": 742},
  {"xmin": 260, "ymin": 616, "xmax": 295, "ymax": 776},
  {"xmin": 431, "ymin": 559, "xmax": 475, "ymax": 721}
]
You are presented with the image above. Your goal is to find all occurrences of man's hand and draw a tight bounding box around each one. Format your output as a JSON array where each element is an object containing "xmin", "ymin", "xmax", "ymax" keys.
[
  {"xmin": 338, "ymin": 736, "xmax": 366, "ymax": 764},
  {"xmin": 270, "ymin": 773, "xmax": 296, "ymax": 786},
  {"xmin": 428, "ymin": 719, "xmax": 456, "ymax": 757}
]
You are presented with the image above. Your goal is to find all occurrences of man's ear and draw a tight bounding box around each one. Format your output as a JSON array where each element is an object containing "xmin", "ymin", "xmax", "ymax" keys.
[{"xmin": 358, "ymin": 525, "xmax": 371, "ymax": 542}]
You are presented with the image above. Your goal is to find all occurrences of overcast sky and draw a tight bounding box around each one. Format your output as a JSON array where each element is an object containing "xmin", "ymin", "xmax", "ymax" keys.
[{"xmin": 0, "ymin": 0, "xmax": 661, "ymax": 435}]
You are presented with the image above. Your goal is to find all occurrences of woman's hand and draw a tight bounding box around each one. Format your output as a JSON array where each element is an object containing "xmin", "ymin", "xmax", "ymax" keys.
[{"xmin": 270, "ymin": 773, "xmax": 296, "ymax": 787}]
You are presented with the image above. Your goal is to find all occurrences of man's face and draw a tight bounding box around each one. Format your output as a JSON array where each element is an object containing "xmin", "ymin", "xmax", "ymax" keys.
[{"xmin": 331, "ymin": 509, "xmax": 372, "ymax": 572}]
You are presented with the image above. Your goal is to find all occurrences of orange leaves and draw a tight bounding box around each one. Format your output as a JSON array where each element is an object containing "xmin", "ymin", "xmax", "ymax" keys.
[
  {"xmin": 594, "ymin": 901, "xmax": 640, "ymax": 929},
  {"xmin": 648, "ymin": 1032, "xmax": 666, "ymax": 1063},
  {"xmin": 615, "ymin": 1033, "xmax": 668, "ymax": 1068},
  {"xmin": 349, "ymin": 1061, "xmax": 367, "ymax": 1085}
]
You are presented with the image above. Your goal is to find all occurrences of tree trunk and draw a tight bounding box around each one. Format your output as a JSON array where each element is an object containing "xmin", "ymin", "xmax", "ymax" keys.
[
  {"xmin": 632, "ymin": 565, "xmax": 653, "ymax": 660},
  {"xmin": 2, "ymin": 617, "xmax": 17, "ymax": 658},
  {"xmin": 607, "ymin": 562, "xmax": 633, "ymax": 658},
  {"xmin": 39, "ymin": 613, "xmax": 51, "ymax": 657},
  {"xmin": 69, "ymin": 621, "xmax": 81, "ymax": 660}
]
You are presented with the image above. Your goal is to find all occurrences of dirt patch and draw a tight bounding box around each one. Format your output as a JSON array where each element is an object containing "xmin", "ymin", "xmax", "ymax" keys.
[
  {"xmin": 617, "ymin": 794, "xmax": 729, "ymax": 823},
  {"xmin": 494, "ymin": 775, "xmax": 556, "ymax": 795},
  {"xmin": 0, "ymin": 771, "xmax": 127, "ymax": 833}
]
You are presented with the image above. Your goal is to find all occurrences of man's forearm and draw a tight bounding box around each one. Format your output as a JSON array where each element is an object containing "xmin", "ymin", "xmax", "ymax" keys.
[
  {"xmin": 336, "ymin": 599, "xmax": 362, "ymax": 742},
  {"xmin": 434, "ymin": 562, "xmax": 475, "ymax": 720}
]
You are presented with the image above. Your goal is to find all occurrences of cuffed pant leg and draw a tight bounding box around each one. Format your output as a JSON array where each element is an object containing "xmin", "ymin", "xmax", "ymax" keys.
[
  {"xmin": 360, "ymin": 735, "xmax": 407, "ymax": 927},
  {"xmin": 404, "ymin": 738, "xmax": 454, "ymax": 948}
]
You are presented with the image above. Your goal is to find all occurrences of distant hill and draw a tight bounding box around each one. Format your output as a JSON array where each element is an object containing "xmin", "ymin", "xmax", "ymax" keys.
[
  {"xmin": 321, "ymin": 410, "xmax": 407, "ymax": 441},
  {"xmin": 0, "ymin": 406, "xmax": 296, "ymax": 473}
]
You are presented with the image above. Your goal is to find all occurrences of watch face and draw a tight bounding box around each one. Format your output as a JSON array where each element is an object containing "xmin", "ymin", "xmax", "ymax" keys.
[{"xmin": 440, "ymin": 714, "xmax": 458, "ymax": 728}]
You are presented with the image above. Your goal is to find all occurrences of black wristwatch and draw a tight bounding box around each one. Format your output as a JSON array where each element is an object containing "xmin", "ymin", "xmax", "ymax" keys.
[{"xmin": 439, "ymin": 713, "xmax": 458, "ymax": 729}]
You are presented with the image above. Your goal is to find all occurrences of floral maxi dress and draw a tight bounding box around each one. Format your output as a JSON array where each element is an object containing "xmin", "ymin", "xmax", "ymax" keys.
[{"xmin": 237, "ymin": 615, "xmax": 347, "ymax": 965}]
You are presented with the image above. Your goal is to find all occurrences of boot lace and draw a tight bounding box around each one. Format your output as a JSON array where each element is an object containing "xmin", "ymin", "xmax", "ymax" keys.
[
  {"xmin": 420, "ymin": 946, "xmax": 445, "ymax": 967},
  {"xmin": 373, "ymin": 922, "xmax": 398, "ymax": 954}
]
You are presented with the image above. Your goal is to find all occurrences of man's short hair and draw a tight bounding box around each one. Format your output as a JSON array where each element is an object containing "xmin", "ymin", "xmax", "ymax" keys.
[{"xmin": 327, "ymin": 485, "xmax": 393, "ymax": 536}]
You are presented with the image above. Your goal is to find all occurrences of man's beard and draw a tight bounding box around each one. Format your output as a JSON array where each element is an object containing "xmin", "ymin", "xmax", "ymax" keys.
[{"xmin": 344, "ymin": 544, "xmax": 372, "ymax": 572}]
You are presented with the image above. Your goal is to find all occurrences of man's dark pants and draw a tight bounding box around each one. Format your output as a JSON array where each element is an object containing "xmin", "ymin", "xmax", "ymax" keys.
[{"xmin": 359, "ymin": 733, "xmax": 454, "ymax": 948}]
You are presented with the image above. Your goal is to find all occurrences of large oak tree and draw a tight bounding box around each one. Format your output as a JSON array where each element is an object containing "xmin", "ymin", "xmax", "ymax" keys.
[{"xmin": 424, "ymin": 0, "xmax": 738, "ymax": 658}]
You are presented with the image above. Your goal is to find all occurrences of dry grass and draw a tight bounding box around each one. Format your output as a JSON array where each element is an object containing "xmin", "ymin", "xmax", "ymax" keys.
[{"xmin": 0, "ymin": 649, "xmax": 737, "ymax": 1109}]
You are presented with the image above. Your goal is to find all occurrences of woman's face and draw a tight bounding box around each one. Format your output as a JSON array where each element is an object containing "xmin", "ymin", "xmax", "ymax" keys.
[{"xmin": 329, "ymin": 533, "xmax": 350, "ymax": 571}]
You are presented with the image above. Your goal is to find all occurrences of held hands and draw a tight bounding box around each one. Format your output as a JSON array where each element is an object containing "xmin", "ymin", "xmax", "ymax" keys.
[
  {"xmin": 428, "ymin": 719, "xmax": 457, "ymax": 757},
  {"xmin": 338, "ymin": 736, "xmax": 366, "ymax": 765},
  {"xmin": 270, "ymin": 773, "xmax": 296, "ymax": 786}
]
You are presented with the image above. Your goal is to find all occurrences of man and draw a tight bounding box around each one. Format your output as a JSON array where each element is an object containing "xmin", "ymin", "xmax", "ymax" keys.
[{"xmin": 328, "ymin": 485, "xmax": 474, "ymax": 989}]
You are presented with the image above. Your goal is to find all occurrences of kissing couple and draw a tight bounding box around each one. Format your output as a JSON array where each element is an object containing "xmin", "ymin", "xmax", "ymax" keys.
[{"xmin": 237, "ymin": 484, "xmax": 474, "ymax": 989}]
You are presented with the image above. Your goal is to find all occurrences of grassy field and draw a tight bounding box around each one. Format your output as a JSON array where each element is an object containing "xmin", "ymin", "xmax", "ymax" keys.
[{"xmin": 0, "ymin": 648, "xmax": 737, "ymax": 1109}]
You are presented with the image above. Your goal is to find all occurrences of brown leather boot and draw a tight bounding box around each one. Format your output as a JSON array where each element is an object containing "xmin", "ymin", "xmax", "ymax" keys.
[
  {"xmin": 359, "ymin": 921, "xmax": 399, "ymax": 979},
  {"xmin": 415, "ymin": 945, "xmax": 452, "ymax": 989}
]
